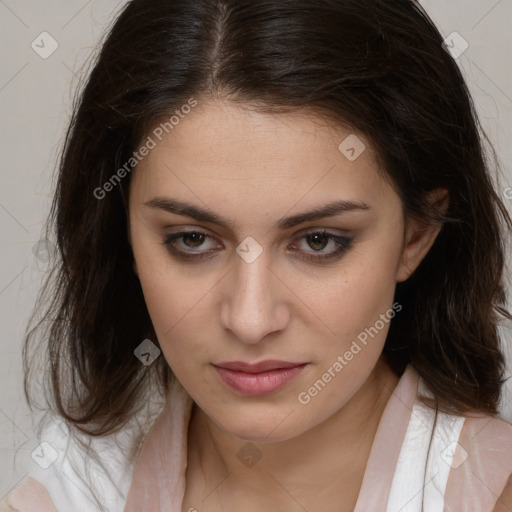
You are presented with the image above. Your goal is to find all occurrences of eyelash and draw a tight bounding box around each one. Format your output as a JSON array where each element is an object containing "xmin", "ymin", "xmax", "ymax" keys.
[{"xmin": 162, "ymin": 229, "xmax": 352, "ymax": 263}]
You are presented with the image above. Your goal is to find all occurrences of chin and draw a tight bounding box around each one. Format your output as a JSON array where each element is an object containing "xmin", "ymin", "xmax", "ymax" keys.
[
  {"xmin": 224, "ymin": 424, "xmax": 298, "ymax": 443},
  {"xmin": 209, "ymin": 406, "xmax": 307, "ymax": 443}
]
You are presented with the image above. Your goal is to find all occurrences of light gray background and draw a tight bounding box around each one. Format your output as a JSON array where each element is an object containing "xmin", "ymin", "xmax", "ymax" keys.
[{"xmin": 1, "ymin": 0, "xmax": 511, "ymax": 499}]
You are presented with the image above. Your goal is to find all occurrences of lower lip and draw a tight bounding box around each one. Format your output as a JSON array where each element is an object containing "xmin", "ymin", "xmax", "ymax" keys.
[{"xmin": 213, "ymin": 364, "xmax": 307, "ymax": 396}]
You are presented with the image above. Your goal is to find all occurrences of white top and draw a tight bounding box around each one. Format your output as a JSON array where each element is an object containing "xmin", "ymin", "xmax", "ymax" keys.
[{"xmin": 2, "ymin": 364, "xmax": 512, "ymax": 511}]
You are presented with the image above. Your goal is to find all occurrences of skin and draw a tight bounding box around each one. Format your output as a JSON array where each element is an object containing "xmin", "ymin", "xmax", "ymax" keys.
[{"xmin": 128, "ymin": 96, "xmax": 447, "ymax": 511}]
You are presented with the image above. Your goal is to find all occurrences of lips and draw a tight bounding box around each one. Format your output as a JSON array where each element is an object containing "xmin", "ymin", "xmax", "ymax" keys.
[
  {"xmin": 212, "ymin": 360, "xmax": 308, "ymax": 396},
  {"xmin": 214, "ymin": 360, "xmax": 305, "ymax": 373}
]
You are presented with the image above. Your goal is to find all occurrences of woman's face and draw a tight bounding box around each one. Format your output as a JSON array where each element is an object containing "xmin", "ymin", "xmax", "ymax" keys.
[{"xmin": 128, "ymin": 98, "xmax": 427, "ymax": 442}]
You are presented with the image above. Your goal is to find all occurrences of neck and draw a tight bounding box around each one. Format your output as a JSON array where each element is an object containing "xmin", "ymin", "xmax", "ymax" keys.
[{"xmin": 186, "ymin": 357, "xmax": 400, "ymax": 509}]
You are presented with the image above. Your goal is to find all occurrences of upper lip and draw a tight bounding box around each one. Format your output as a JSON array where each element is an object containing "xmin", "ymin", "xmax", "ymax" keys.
[{"xmin": 213, "ymin": 360, "xmax": 306, "ymax": 373}]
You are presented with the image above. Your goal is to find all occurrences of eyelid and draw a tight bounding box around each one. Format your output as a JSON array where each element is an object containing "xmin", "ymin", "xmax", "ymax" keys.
[
  {"xmin": 162, "ymin": 227, "xmax": 353, "ymax": 263},
  {"xmin": 294, "ymin": 225, "xmax": 351, "ymax": 237},
  {"xmin": 163, "ymin": 225, "xmax": 350, "ymax": 242}
]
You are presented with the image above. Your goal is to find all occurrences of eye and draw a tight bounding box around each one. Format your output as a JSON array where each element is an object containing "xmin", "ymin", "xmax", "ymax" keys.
[
  {"xmin": 162, "ymin": 229, "xmax": 352, "ymax": 262},
  {"xmin": 288, "ymin": 230, "xmax": 352, "ymax": 262},
  {"xmin": 162, "ymin": 230, "xmax": 221, "ymax": 261}
]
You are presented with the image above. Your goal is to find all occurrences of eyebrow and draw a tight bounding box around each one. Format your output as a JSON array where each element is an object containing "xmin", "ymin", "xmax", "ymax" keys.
[{"xmin": 144, "ymin": 197, "xmax": 371, "ymax": 231}]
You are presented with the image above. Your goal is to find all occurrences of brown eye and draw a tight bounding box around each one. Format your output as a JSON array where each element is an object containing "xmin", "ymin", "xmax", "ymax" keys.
[
  {"xmin": 289, "ymin": 230, "xmax": 353, "ymax": 262},
  {"xmin": 162, "ymin": 229, "xmax": 352, "ymax": 264},
  {"xmin": 181, "ymin": 232, "xmax": 206, "ymax": 248},
  {"xmin": 306, "ymin": 233, "xmax": 330, "ymax": 251},
  {"xmin": 162, "ymin": 230, "xmax": 221, "ymax": 261}
]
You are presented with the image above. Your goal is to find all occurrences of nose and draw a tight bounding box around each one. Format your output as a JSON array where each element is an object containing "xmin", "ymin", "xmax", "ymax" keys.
[{"xmin": 220, "ymin": 249, "xmax": 290, "ymax": 344}]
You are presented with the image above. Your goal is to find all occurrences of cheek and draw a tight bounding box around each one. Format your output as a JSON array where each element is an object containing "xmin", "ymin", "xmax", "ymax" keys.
[
  {"xmin": 137, "ymin": 265, "xmax": 212, "ymax": 344},
  {"xmin": 130, "ymin": 228, "xmax": 212, "ymax": 350},
  {"xmin": 131, "ymin": 214, "xmax": 403, "ymax": 368},
  {"xmin": 136, "ymin": 264, "xmax": 215, "ymax": 388},
  {"xmin": 292, "ymin": 256, "xmax": 401, "ymax": 419},
  {"xmin": 294, "ymin": 236, "xmax": 402, "ymax": 350}
]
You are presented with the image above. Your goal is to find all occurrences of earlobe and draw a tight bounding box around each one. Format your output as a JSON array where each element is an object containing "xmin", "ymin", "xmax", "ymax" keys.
[{"xmin": 396, "ymin": 188, "xmax": 449, "ymax": 283}]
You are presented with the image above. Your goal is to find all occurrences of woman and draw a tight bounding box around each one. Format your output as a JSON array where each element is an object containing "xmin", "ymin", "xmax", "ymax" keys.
[{"xmin": 2, "ymin": 0, "xmax": 512, "ymax": 510}]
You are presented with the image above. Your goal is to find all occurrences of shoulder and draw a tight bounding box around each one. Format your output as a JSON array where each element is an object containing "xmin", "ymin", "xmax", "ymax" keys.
[
  {"xmin": 0, "ymin": 476, "xmax": 58, "ymax": 512},
  {"xmin": 2, "ymin": 408, "xmax": 153, "ymax": 512},
  {"xmin": 444, "ymin": 412, "xmax": 512, "ymax": 512}
]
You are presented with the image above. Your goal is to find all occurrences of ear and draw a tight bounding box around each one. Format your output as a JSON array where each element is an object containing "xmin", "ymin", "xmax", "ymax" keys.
[{"xmin": 396, "ymin": 188, "xmax": 449, "ymax": 283}]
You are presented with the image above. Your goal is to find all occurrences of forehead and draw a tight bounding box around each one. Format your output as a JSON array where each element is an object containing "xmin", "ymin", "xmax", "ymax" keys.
[{"xmin": 130, "ymin": 98, "xmax": 395, "ymax": 217}]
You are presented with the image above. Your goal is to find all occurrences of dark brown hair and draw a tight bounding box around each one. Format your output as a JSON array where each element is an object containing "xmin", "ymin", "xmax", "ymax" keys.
[{"xmin": 24, "ymin": 0, "xmax": 512, "ymax": 437}]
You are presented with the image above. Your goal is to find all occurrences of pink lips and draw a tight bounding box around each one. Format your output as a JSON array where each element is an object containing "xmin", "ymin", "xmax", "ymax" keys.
[{"xmin": 212, "ymin": 360, "xmax": 307, "ymax": 396}]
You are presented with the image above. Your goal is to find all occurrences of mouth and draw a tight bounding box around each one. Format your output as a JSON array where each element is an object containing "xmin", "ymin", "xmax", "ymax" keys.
[{"xmin": 212, "ymin": 360, "xmax": 308, "ymax": 396}]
